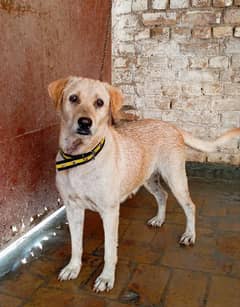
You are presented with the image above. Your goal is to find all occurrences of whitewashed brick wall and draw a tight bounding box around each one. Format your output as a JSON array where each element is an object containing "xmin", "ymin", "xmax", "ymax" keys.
[{"xmin": 112, "ymin": 0, "xmax": 240, "ymax": 165}]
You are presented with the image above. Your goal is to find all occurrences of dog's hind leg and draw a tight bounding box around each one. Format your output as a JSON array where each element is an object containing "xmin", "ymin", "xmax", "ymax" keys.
[
  {"xmin": 159, "ymin": 150, "xmax": 196, "ymax": 246},
  {"xmin": 144, "ymin": 172, "xmax": 168, "ymax": 227}
]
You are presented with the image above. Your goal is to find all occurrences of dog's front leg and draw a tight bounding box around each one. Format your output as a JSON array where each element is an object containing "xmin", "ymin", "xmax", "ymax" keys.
[
  {"xmin": 59, "ymin": 205, "xmax": 85, "ymax": 281},
  {"xmin": 94, "ymin": 207, "xmax": 119, "ymax": 292}
]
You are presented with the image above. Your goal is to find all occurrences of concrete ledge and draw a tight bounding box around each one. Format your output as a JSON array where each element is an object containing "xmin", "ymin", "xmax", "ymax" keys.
[{"xmin": 187, "ymin": 161, "xmax": 240, "ymax": 181}]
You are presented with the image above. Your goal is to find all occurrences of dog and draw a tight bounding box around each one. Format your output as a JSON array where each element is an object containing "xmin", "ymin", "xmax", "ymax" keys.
[{"xmin": 48, "ymin": 76, "xmax": 240, "ymax": 292}]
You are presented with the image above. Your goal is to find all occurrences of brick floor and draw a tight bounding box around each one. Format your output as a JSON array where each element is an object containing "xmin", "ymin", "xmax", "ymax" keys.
[{"xmin": 0, "ymin": 177, "xmax": 239, "ymax": 306}]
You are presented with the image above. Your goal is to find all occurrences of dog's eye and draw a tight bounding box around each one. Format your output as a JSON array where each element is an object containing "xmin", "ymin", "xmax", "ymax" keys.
[
  {"xmin": 95, "ymin": 99, "xmax": 104, "ymax": 108},
  {"xmin": 69, "ymin": 94, "xmax": 79, "ymax": 104}
]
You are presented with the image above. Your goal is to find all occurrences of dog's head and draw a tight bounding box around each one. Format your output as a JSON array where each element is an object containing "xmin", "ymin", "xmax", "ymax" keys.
[{"xmin": 48, "ymin": 77, "xmax": 124, "ymax": 138}]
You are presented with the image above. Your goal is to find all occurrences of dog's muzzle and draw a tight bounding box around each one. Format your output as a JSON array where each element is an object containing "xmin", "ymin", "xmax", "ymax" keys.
[{"xmin": 77, "ymin": 117, "xmax": 92, "ymax": 135}]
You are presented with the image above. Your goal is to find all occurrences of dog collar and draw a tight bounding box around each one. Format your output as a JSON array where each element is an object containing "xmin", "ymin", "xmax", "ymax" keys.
[{"xmin": 56, "ymin": 138, "xmax": 105, "ymax": 171}]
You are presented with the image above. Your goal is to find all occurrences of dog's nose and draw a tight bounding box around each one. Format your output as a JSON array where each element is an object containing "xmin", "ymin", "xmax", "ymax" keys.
[{"xmin": 78, "ymin": 117, "xmax": 92, "ymax": 129}]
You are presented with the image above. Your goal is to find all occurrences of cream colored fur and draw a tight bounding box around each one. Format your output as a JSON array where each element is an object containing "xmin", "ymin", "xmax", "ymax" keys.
[{"xmin": 48, "ymin": 76, "xmax": 240, "ymax": 292}]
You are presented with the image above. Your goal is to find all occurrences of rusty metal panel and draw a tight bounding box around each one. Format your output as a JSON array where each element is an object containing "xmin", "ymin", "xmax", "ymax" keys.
[{"xmin": 0, "ymin": 0, "xmax": 111, "ymax": 247}]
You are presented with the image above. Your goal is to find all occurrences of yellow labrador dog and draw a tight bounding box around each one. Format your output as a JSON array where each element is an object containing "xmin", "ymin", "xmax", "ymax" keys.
[{"xmin": 48, "ymin": 76, "xmax": 240, "ymax": 292}]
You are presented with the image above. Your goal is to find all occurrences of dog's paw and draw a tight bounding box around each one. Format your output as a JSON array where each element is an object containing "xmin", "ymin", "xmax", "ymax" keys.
[
  {"xmin": 93, "ymin": 274, "xmax": 114, "ymax": 292},
  {"xmin": 58, "ymin": 263, "xmax": 81, "ymax": 281},
  {"xmin": 147, "ymin": 216, "xmax": 165, "ymax": 227},
  {"xmin": 179, "ymin": 232, "xmax": 195, "ymax": 246}
]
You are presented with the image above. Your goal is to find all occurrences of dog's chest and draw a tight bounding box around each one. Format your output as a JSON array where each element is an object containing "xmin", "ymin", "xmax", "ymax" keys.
[{"xmin": 56, "ymin": 163, "xmax": 116, "ymax": 212}]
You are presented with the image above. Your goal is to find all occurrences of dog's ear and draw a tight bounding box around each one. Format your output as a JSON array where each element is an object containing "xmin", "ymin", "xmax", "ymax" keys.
[
  {"xmin": 105, "ymin": 83, "xmax": 139, "ymax": 124},
  {"xmin": 105, "ymin": 84, "xmax": 124, "ymax": 124},
  {"xmin": 48, "ymin": 77, "xmax": 69, "ymax": 110}
]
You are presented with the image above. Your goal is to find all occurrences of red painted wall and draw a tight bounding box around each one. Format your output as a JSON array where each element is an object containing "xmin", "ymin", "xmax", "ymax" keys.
[{"xmin": 0, "ymin": 0, "xmax": 111, "ymax": 247}]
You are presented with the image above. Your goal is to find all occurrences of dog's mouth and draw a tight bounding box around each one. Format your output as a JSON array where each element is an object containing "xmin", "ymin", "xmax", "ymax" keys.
[{"xmin": 76, "ymin": 128, "xmax": 92, "ymax": 136}]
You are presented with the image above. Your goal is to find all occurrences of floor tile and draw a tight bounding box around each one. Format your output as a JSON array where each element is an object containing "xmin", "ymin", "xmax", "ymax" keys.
[
  {"xmin": 122, "ymin": 264, "xmax": 170, "ymax": 305},
  {"xmin": 0, "ymin": 293, "xmax": 22, "ymax": 307},
  {"xmin": 0, "ymin": 270, "xmax": 44, "ymax": 299},
  {"xmin": 164, "ymin": 269, "xmax": 208, "ymax": 307},
  {"xmin": 24, "ymin": 287, "xmax": 105, "ymax": 307},
  {"xmin": 206, "ymin": 276, "xmax": 240, "ymax": 307}
]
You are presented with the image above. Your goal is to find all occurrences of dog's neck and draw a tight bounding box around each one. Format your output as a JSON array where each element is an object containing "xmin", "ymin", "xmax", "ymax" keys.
[{"xmin": 59, "ymin": 124, "xmax": 110, "ymax": 155}]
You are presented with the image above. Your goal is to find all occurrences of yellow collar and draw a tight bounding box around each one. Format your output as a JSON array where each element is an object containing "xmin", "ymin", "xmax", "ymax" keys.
[{"xmin": 56, "ymin": 138, "xmax": 105, "ymax": 171}]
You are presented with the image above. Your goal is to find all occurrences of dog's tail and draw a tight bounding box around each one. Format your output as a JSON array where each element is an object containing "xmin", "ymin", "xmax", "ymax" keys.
[{"xmin": 181, "ymin": 128, "xmax": 240, "ymax": 153}]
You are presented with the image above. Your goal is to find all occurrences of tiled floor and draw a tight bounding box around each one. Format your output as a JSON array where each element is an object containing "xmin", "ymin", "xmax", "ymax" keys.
[{"xmin": 0, "ymin": 177, "xmax": 240, "ymax": 306}]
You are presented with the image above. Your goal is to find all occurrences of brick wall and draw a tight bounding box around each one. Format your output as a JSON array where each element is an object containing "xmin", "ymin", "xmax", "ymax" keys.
[{"xmin": 112, "ymin": 0, "xmax": 240, "ymax": 165}]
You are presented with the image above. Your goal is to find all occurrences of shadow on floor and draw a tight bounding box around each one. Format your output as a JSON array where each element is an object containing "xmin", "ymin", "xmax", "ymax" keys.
[{"xmin": 0, "ymin": 176, "xmax": 240, "ymax": 306}]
